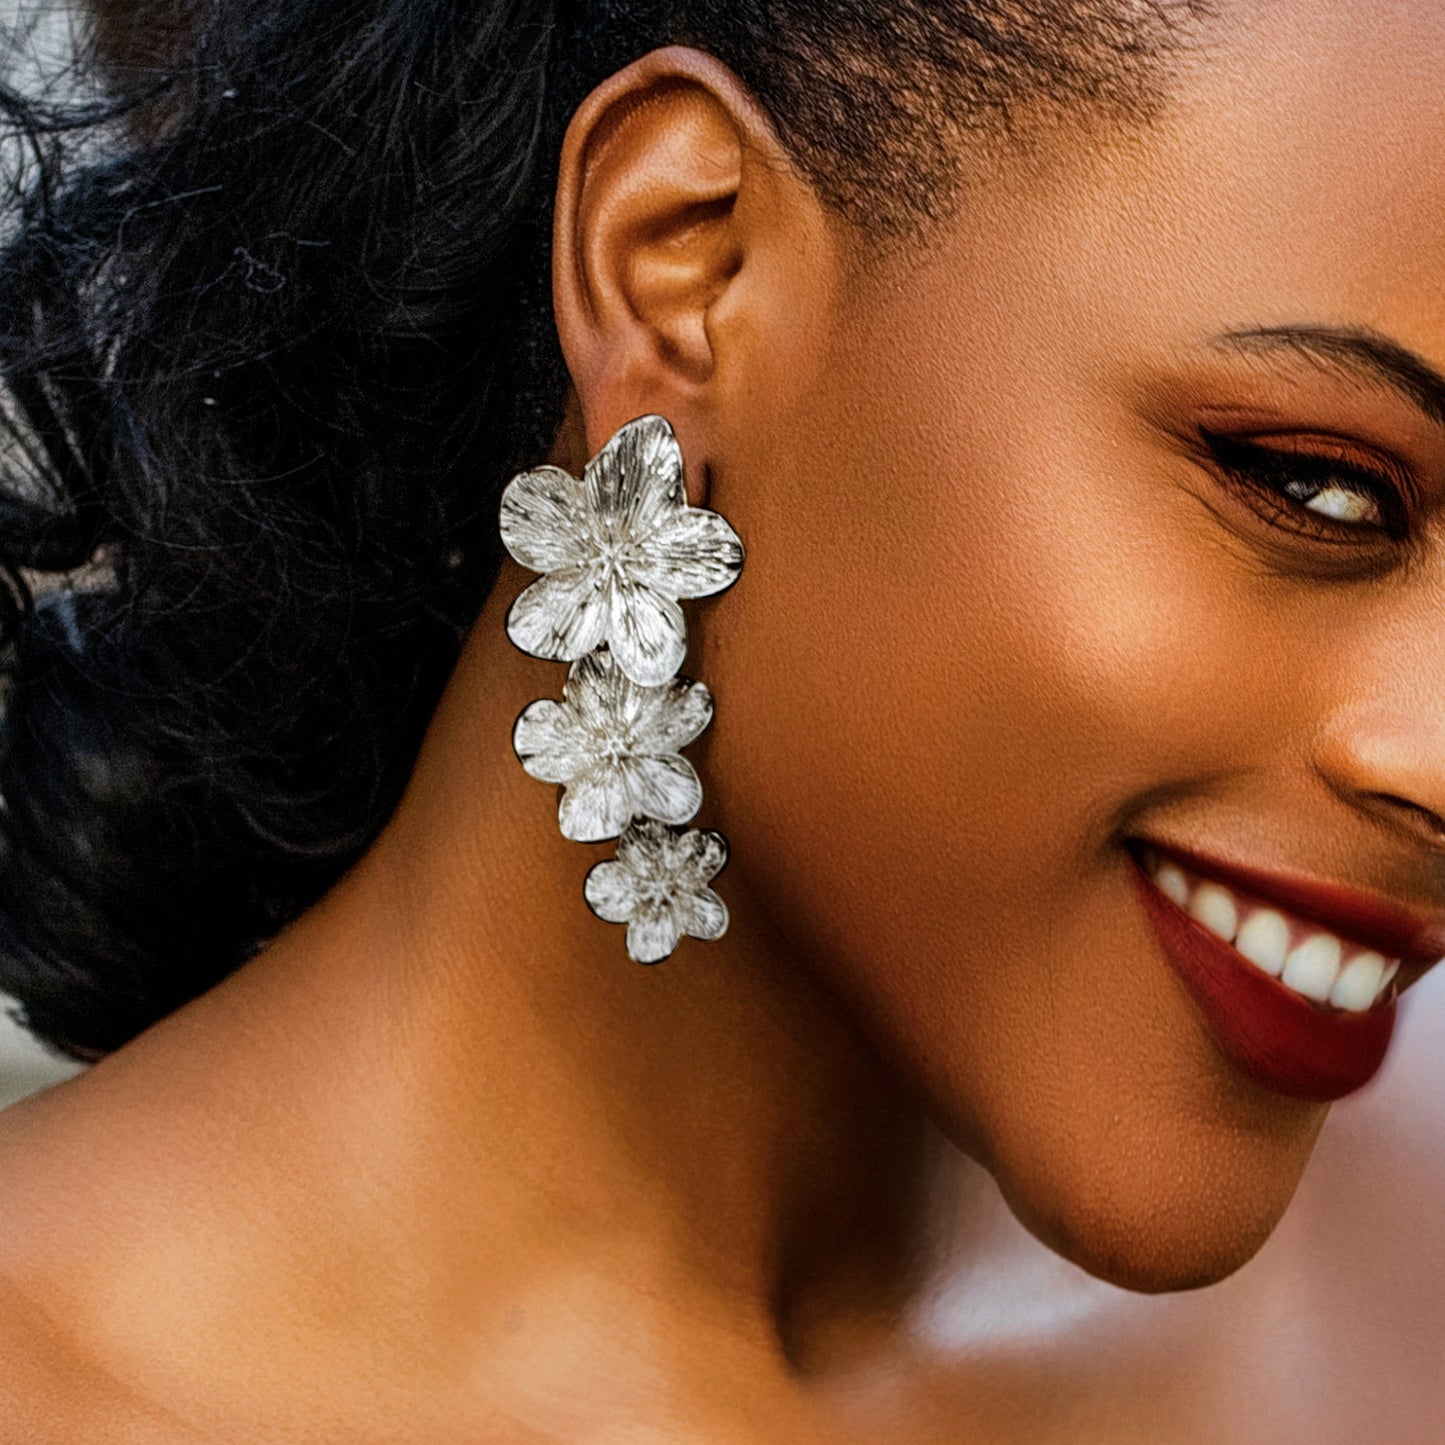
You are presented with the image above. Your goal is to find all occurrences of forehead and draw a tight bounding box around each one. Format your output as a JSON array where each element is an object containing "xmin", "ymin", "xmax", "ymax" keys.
[
  {"xmin": 1169, "ymin": 0, "xmax": 1445, "ymax": 294},
  {"xmin": 901, "ymin": 0, "xmax": 1445, "ymax": 367}
]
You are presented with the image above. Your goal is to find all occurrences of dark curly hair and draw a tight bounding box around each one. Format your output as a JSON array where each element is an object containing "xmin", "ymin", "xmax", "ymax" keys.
[{"xmin": 0, "ymin": 0, "xmax": 1208, "ymax": 1059}]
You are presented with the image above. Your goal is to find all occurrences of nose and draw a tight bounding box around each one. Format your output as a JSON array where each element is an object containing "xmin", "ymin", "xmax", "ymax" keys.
[
  {"xmin": 1311, "ymin": 598, "xmax": 1445, "ymax": 852},
  {"xmin": 1316, "ymin": 715, "xmax": 1445, "ymax": 848}
]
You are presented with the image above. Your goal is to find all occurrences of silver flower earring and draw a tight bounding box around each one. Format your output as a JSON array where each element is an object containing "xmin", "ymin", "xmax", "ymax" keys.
[{"xmin": 499, "ymin": 414, "xmax": 745, "ymax": 963}]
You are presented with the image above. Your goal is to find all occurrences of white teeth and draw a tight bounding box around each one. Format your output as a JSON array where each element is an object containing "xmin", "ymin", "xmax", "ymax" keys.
[
  {"xmin": 1330, "ymin": 951, "xmax": 1387, "ymax": 1013},
  {"xmin": 1138, "ymin": 847, "xmax": 1402, "ymax": 1012},
  {"xmin": 1188, "ymin": 883, "xmax": 1238, "ymax": 942},
  {"xmin": 1235, "ymin": 908, "xmax": 1290, "ymax": 977},
  {"xmin": 1155, "ymin": 863, "xmax": 1190, "ymax": 907},
  {"xmin": 1280, "ymin": 933, "xmax": 1343, "ymax": 1003}
]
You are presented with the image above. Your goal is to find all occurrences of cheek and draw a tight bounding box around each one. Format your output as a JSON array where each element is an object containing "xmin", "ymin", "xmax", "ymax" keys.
[
  {"xmin": 708, "ymin": 322, "xmax": 1249, "ymax": 1002},
  {"xmin": 701, "ymin": 315, "xmax": 1321, "ymax": 1287}
]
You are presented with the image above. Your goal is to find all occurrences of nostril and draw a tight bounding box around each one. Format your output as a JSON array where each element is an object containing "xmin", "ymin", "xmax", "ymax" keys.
[{"xmin": 1367, "ymin": 792, "xmax": 1445, "ymax": 844}]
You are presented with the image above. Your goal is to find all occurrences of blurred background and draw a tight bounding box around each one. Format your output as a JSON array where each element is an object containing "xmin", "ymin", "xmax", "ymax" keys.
[{"xmin": 0, "ymin": 1008, "xmax": 81, "ymax": 1108}]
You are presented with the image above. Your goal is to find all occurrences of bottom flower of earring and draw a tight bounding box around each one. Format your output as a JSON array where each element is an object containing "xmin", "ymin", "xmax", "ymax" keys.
[{"xmin": 583, "ymin": 817, "xmax": 731, "ymax": 964}]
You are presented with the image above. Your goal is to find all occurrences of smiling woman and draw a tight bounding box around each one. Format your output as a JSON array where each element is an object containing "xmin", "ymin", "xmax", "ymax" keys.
[{"xmin": 0, "ymin": 0, "xmax": 1442, "ymax": 1440}]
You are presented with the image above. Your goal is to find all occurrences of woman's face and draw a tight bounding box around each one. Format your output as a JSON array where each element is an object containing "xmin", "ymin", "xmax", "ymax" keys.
[{"xmin": 703, "ymin": 0, "xmax": 1445, "ymax": 1289}]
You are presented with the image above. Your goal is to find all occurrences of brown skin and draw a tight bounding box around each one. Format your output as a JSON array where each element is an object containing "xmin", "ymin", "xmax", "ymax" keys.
[{"xmin": 1, "ymin": 1, "xmax": 1445, "ymax": 1438}]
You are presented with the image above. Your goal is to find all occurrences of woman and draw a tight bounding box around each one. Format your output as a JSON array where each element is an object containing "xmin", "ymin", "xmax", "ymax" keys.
[{"xmin": 0, "ymin": 0, "xmax": 1442, "ymax": 1436}]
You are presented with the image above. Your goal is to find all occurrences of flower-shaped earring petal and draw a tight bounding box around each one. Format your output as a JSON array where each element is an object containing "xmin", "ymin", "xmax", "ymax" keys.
[
  {"xmin": 512, "ymin": 648, "xmax": 714, "ymax": 843},
  {"xmin": 501, "ymin": 412, "xmax": 741, "ymax": 964},
  {"xmin": 500, "ymin": 414, "xmax": 744, "ymax": 687},
  {"xmin": 583, "ymin": 817, "xmax": 730, "ymax": 964}
]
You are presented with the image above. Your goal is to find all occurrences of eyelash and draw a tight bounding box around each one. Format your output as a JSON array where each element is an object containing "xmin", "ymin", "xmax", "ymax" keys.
[{"xmin": 1200, "ymin": 430, "xmax": 1413, "ymax": 544}]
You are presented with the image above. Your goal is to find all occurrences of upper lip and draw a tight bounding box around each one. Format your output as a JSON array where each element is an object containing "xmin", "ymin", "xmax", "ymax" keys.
[{"xmin": 1132, "ymin": 837, "xmax": 1445, "ymax": 970}]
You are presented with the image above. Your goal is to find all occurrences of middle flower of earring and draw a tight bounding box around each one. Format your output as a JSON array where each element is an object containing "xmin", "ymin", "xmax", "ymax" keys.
[{"xmin": 512, "ymin": 648, "xmax": 715, "ymax": 843}]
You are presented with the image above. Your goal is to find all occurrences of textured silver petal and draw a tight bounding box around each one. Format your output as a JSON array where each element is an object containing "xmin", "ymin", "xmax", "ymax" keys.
[
  {"xmin": 614, "ymin": 814, "xmax": 672, "ymax": 873},
  {"xmin": 558, "ymin": 761, "xmax": 634, "ymax": 843},
  {"xmin": 622, "ymin": 754, "xmax": 703, "ymax": 826},
  {"xmin": 596, "ymin": 819, "xmax": 732, "ymax": 961},
  {"xmin": 515, "ymin": 651, "xmax": 714, "ymax": 841},
  {"xmin": 571, "ymin": 650, "xmax": 705, "ymax": 754},
  {"xmin": 622, "ymin": 675, "xmax": 676, "ymax": 739},
  {"xmin": 506, "ymin": 568, "xmax": 611, "ymax": 662},
  {"xmin": 499, "ymin": 466, "xmax": 594, "ymax": 574},
  {"xmin": 512, "ymin": 699, "xmax": 592, "ymax": 784},
  {"xmin": 586, "ymin": 414, "xmax": 684, "ymax": 539},
  {"xmin": 680, "ymin": 829, "xmax": 730, "ymax": 889},
  {"xmin": 627, "ymin": 905, "xmax": 684, "ymax": 965},
  {"xmin": 564, "ymin": 647, "xmax": 636, "ymax": 733},
  {"xmin": 635, "ymin": 507, "xmax": 745, "ymax": 599},
  {"xmin": 583, "ymin": 860, "xmax": 639, "ymax": 923},
  {"xmin": 607, "ymin": 576, "xmax": 687, "ymax": 688},
  {"xmin": 680, "ymin": 888, "xmax": 728, "ymax": 942},
  {"xmin": 650, "ymin": 676, "xmax": 714, "ymax": 752}
]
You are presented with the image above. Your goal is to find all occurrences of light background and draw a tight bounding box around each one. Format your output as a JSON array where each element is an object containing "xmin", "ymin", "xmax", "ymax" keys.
[{"xmin": 0, "ymin": 1008, "xmax": 80, "ymax": 1109}]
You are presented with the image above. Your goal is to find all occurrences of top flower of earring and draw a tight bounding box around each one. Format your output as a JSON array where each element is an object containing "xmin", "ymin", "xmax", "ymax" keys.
[{"xmin": 500, "ymin": 414, "xmax": 745, "ymax": 688}]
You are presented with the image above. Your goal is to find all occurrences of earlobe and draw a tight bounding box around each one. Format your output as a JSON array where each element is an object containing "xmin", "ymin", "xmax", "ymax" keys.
[{"xmin": 552, "ymin": 49, "xmax": 808, "ymax": 461}]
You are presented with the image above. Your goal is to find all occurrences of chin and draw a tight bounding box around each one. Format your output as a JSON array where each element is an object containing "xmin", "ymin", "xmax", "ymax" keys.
[
  {"xmin": 992, "ymin": 1147, "xmax": 1308, "ymax": 1295},
  {"xmin": 1044, "ymin": 1211, "xmax": 1280, "ymax": 1295}
]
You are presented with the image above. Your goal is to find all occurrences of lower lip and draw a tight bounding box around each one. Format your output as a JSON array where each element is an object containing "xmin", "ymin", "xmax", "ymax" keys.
[{"xmin": 1127, "ymin": 851, "xmax": 1395, "ymax": 1102}]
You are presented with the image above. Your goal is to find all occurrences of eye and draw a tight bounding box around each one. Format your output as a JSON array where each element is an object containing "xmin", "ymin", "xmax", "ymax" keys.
[
  {"xmin": 1282, "ymin": 479, "xmax": 1378, "ymax": 525},
  {"xmin": 1200, "ymin": 430, "xmax": 1412, "ymax": 543}
]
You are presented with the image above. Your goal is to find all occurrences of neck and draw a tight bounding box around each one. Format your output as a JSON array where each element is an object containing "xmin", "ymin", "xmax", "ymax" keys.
[{"xmin": 245, "ymin": 554, "xmax": 958, "ymax": 1363}]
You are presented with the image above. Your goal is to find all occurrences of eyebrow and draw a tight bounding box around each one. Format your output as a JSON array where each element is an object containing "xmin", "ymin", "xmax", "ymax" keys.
[{"xmin": 1211, "ymin": 324, "xmax": 1445, "ymax": 429}]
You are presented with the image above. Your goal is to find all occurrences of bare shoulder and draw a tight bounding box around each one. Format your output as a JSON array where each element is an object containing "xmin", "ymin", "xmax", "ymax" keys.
[
  {"xmin": 0, "ymin": 1083, "xmax": 203, "ymax": 1440},
  {"xmin": 0, "ymin": 1272, "xmax": 202, "ymax": 1443}
]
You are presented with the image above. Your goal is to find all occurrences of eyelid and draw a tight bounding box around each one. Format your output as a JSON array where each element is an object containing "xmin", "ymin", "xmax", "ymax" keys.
[
  {"xmin": 1190, "ymin": 394, "xmax": 1440, "ymax": 486},
  {"xmin": 1214, "ymin": 429, "xmax": 1418, "ymax": 501},
  {"xmin": 1197, "ymin": 428, "xmax": 1415, "ymax": 544}
]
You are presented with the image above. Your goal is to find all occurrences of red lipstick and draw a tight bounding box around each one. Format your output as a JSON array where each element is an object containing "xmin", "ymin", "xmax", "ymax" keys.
[
  {"xmin": 1125, "ymin": 842, "xmax": 1429, "ymax": 1101},
  {"xmin": 1143, "ymin": 840, "xmax": 1445, "ymax": 970}
]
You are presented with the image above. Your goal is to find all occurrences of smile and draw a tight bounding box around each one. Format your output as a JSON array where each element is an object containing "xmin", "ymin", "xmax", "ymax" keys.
[
  {"xmin": 1122, "ymin": 840, "xmax": 1440, "ymax": 1101},
  {"xmin": 1136, "ymin": 847, "xmax": 1400, "ymax": 1014}
]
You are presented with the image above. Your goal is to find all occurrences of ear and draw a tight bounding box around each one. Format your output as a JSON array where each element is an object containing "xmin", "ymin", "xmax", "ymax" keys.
[{"xmin": 552, "ymin": 47, "xmax": 838, "ymax": 495}]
